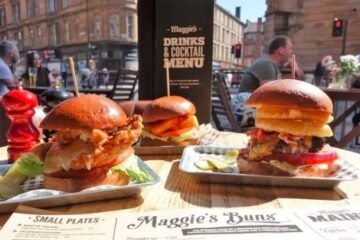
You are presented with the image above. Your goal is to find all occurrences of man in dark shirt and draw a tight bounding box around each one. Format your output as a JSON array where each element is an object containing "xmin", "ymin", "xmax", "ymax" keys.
[{"xmin": 239, "ymin": 35, "xmax": 295, "ymax": 93}]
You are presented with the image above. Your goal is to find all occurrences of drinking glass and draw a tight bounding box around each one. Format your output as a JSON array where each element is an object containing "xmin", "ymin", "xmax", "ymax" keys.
[{"xmin": 28, "ymin": 67, "xmax": 37, "ymax": 86}]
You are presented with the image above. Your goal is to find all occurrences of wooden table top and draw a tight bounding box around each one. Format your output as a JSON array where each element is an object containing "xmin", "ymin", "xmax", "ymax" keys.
[
  {"xmin": 321, "ymin": 87, "xmax": 360, "ymax": 102},
  {"xmin": 1, "ymin": 132, "xmax": 360, "ymax": 228}
]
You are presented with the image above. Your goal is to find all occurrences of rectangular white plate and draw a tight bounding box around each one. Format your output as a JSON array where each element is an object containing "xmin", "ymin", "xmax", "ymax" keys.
[
  {"xmin": 0, "ymin": 157, "xmax": 160, "ymax": 213},
  {"xmin": 179, "ymin": 146, "xmax": 359, "ymax": 188}
]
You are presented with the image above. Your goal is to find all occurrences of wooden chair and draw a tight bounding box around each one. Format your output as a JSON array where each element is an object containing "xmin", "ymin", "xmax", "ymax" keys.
[
  {"xmin": 211, "ymin": 73, "xmax": 252, "ymax": 132},
  {"xmin": 110, "ymin": 69, "xmax": 138, "ymax": 102}
]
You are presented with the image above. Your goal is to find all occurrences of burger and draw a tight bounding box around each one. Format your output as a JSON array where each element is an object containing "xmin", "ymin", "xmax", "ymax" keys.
[
  {"xmin": 32, "ymin": 94, "xmax": 143, "ymax": 192},
  {"xmin": 238, "ymin": 79, "xmax": 338, "ymax": 177},
  {"xmin": 141, "ymin": 96, "xmax": 200, "ymax": 146}
]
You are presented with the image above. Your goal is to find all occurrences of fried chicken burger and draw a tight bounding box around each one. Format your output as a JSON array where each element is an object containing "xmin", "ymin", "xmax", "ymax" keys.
[
  {"xmin": 141, "ymin": 96, "xmax": 199, "ymax": 146},
  {"xmin": 238, "ymin": 79, "xmax": 338, "ymax": 177},
  {"xmin": 33, "ymin": 94, "xmax": 143, "ymax": 192}
]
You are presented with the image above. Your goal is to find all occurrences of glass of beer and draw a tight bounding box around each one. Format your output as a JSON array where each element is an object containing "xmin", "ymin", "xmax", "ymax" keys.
[{"xmin": 28, "ymin": 67, "xmax": 37, "ymax": 86}]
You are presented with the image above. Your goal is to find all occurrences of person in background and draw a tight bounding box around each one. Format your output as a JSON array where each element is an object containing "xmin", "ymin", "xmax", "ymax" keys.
[
  {"xmin": 0, "ymin": 40, "xmax": 19, "ymax": 96},
  {"xmin": 101, "ymin": 67, "xmax": 110, "ymax": 88},
  {"xmin": 22, "ymin": 51, "xmax": 51, "ymax": 87},
  {"xmin": 88, "ymin": 59, "xmax": 98, "ymax": 89},
  {"xmin": 232, "ymin": 35, "xmax": 301, "ymax": 128},
  {"xmin": 0, "ymin": 40, "xmax": 19, "ymax": 146},
  {"xmin": 313, "ymin": 61, "xmax": 326, "ymax": 86},
  {"xmin": 61, "ymin": 62, "xmax": 68, "ymax": 87},
  {"xmin": 239, "ymin": 35, "xmax": 299, "ymax": 93}
]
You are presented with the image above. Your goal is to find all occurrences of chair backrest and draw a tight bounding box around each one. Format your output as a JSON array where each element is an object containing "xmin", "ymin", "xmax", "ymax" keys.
[
  {"xmin": 211, "ymin": 73, "xmax": 251, "ymax": 132},
  {"xmin": 110, "ymin": 69, "xmax": 138, "ymax": 102}
]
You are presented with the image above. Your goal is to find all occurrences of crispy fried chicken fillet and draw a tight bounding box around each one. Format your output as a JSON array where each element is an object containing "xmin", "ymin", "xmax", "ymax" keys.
[{"xmin": 33, "ymin": 95, "xmax": 143, "ymax": 192}]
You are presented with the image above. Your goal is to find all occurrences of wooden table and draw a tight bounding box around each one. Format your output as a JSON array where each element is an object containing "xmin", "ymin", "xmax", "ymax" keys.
[
  {"xmin": 1, "ymin": 132, "xmax": 360, "ymax": 228},
  {"xmin": 321, "ymin": 87, "xmax": 360, "ymax": 148}
]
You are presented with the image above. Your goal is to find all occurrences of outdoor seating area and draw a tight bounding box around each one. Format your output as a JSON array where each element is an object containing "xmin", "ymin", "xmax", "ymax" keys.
[{"xmin": 1, "ymin": 1, "xmax": 360, "ymax": 238}]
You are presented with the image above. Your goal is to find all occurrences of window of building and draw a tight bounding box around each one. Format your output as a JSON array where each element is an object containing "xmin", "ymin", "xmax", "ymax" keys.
[
  {"xmin": 27, "ymin": 0, "xmax": 39, "ymax": 18},
  {"xmin": 61, "ymin": 0, "xmax": 68, "ymax": 8},
  {"xmin": 49, "ymin": 23, "xmax": 58, "ymax": 46},
  {"xmin": 109, "ymin": 14, "xmax": 119, "ymax": 39},
  {"xmin": 0, "ymin": 8, "xmax": 5, "ymax": 26},
  {"xmin": 64, "ymin": 21, "xmax": 70, "ymax": 43},
  {"xmin": 15, "ymin": 31, "xmax": 22, "ymax": 49},
  {"xmin": 127, "ymin": 15, "xmax": 133, "ymax": 38},
  {"xmin": 246, "ymin": 34, "xmax": 257, "ymax": 43},
  {"xmin": 29, "ymin": 28, "xmax": 35, "ymax": 47},
  {"xmin": 225, "ymin": 30, "xmax": 230, "ymax": 44},
  {"xmin": 93, "ymin": 18, "xmax": 102, "ymax": 39},
  {"xmin": 47, "ymin": 0, "xmax": 57, "ymax": 14},
  {"xmin": 12, "ymin": 3, "xmax": 21, "ymax": 23}
]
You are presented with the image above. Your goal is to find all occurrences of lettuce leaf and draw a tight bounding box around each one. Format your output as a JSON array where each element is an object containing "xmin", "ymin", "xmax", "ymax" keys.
[
  {"xmin": 170, "ymin": 128, "xmax": 198, "ymax": 143},
  {"xmin": 16, "ymin": 153, "xmax": 44, "ymax": 176},
  {"xmin": 111, "ymin": 155, "xmax": 152, "ymax": 183},
  {"xmin": 0, "ymin": 153, "xmax": 43, "ymax": 199}
]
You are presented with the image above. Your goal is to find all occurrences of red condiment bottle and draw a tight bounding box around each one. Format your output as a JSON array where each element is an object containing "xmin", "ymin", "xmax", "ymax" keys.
[{"xmin": 1, "ymin": 83, "xmax": 40, "ymax": 163}]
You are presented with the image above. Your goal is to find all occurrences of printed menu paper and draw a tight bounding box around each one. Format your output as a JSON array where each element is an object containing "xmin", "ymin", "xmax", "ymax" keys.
[{"xmin": 1, "ymin": 206, "xmax": 360, "ymax": 239}]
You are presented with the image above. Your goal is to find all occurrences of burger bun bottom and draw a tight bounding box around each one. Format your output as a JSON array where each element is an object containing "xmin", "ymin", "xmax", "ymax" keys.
[
  {"xmin": 140, "ymin": 137, "xmax": 200, "ymax": 147},
  {"xmin": 237, "ymin": 159, "xmax": 336, "ymax": 177},
  {"xmin": 44, "ymin": 171, "xmax": 130, "ymax": 192}
]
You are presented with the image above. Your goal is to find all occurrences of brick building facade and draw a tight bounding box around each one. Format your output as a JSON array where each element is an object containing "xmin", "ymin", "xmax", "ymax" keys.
[
  {"xmin": 0, "ymin": 0, "xmax": 137, "ymax": 72},
  {"xmin": 264, "ymin": 0, "xmax": 360, "ymax": 71},
  {"xmin": 213, "ymin": 3, "xmax": 245, "ymax": 70},
  {"xmin": 242, "ymin": 18, "xmax": 264, "ymax": 67}
]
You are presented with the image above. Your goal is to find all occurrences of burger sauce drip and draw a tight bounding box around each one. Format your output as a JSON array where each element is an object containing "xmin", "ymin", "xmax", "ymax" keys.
[{"xmin": 1, "ymin": 84, "xmax": 40, "ymax": 163}]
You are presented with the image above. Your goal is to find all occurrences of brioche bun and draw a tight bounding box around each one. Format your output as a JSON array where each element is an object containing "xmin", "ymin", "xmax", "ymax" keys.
[
  {"xmin": 142, "ymin": 96, "xmax": 196, "ymax": 123},
  {"xmin": 237, "ymin": 159, "xmax": 335, "ymax": 177},
  {"xmin": 40, "ymin": 94, "xmax": 127, "ymax": 130},
  {"xmin": 44, "ymin": 171, "xmax": 130, "ymax": 192},
  {"xmin": 246, "ymin": 79, "xmax": 333, "ymax": 114}
]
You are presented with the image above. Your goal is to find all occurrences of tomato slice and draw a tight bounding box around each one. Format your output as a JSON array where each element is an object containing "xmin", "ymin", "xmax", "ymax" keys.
[
  {"xmin": 270, "ymin": 150, "xmax": 338, "ymax": 166},
  {"xmin": 159, "ymin": 127, "xmax": 193, "ymax": 137},
  {"xmin": 247, "ymin": 129, "xmax": 277, "ymax": 142}
]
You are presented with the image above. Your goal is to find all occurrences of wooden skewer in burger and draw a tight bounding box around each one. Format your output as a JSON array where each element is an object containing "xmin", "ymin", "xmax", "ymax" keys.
[
  {"xmin": 140, "ymin": 64, "xmax": 199, "ymax": 146},
  {"xmin": 239, "ymin": 79, "xmax": 338, "ymax": 177}
]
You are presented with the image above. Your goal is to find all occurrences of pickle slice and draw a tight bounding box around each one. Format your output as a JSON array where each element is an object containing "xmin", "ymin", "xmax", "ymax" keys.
[{"xmin": 194, "ymin": 160, "xmax": 214, "ymax": 171}]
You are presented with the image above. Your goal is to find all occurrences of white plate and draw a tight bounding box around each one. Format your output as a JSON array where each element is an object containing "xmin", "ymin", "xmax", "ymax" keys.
[
  {"xmin": 179, "ymin": 146, "xmax": 359, "ymax": 188},
  {"xmin": 0, "ymin": 157, "xmax": 160, "ymax": 213}
]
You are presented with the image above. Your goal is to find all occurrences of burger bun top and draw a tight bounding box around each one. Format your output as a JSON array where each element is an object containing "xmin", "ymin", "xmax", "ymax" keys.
[
  {"xmin": 246, "ymin": 79, "xmax": 333, "ymax": 114},
  {"xmin": 40, "ymin": 94, "xmax": 127, "ymax": 130},
  {"xmin": 142, "ymin": 96, "xmax": 196, "ymax": 123}
]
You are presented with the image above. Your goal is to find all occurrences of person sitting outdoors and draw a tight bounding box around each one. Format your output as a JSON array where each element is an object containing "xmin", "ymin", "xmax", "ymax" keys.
[
  {"xmin": 0, "ymin": 40, "xmax": 20, "ymax": 146},
  {"xmin": 22, "ymin": 51, "xmax": 51, "ymax": 87},
  {"xmin": 88, "ymin": 59, "xmax": 98, "ymax": 89},
  {"xmin": 0, "ymin": 40, "xmax": 19, "ymax": 96},
  {"xmin": 239, "ymin": 35, "xmax": 300, "ymax": 93},
  {"xmin": 231, "ymin": 35, "xmax": 302, "ymax": 128}
]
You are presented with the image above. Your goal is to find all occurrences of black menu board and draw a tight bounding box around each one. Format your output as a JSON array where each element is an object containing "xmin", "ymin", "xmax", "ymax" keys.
[{"xmin": 138, "ymin": 0, "xmax": 214, "ymax": 124}]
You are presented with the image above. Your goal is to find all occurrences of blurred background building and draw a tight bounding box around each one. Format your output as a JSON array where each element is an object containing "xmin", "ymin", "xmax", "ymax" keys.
[
  {"xmin": 242, "ymin": 17, "xmax": 264, "ymax": 67},
  {"xmin": 264, "ymin": 0, "xmax": 360, "ymax": 72},
  {"xmin": 213, "ymin": 3, "xmax": 245, "ymax": 70},
  {"xmin": 0, "ymin": 0, "xmax": 138, "ymax": 73}
]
